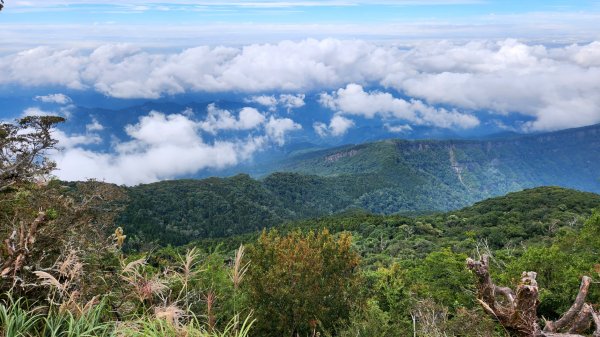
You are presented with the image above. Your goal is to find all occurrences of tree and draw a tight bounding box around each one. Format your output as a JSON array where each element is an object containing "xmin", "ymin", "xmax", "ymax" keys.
[
  {"xmin": 0, "ymin": 116, "xmax": 64, "ymax": 191},
  {"xmin": 245, "ymin": 229, "xmax": 363, "ymax": 336}
]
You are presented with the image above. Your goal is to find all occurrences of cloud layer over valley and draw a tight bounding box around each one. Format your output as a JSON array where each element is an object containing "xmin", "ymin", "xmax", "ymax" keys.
[
  {"xmin": 3, "ymin": 39, "xmax": 600, "ymax": 133},
  {"xmin": 49, "ymin": 106, "xmax": 301, "ymax": 185},
  {"xmin": 5, "ymin": 38, "xmax": 600, "ymax": 184}
]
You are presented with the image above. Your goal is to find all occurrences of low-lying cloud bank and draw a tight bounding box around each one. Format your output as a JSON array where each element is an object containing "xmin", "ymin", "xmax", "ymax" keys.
[
  {"xmin": 3, "ymin": 39, "xmax": 600, "ymax": 131},
  {"xmin": 50, "ymin": 107, "xmax": 301, "ymax": 185}
]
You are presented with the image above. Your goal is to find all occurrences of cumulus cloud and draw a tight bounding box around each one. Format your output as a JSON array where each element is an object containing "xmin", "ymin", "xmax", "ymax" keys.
[
  {"xmin": 381, "ymin": 39, "xmax": 600, "ymax": 131},
  {"xmin": 320, "ymin": 84, "xmax": 480, "ymax": 129},
  {"xmin": 2, "ymin": 39, "xmax": 600, "ymax": 131},
  {"xmin": 0, "ymin": 39, "xmax": 388, "ymax": 98},
  {"xmin": 52, "ymin": 129, "xmax": 102, "ymax": 148},
  {"xmin": 385, "ymin": 123, "xmax": 412, "ymax": 133},
  {"xmin": 86, "ymin": 117, "xmax": 104, "ymax": 132},
  {"xmin": 279, "ymin": 94, "xmax": 306, "ymax": 112},
  {"xmin": 265, "ymin": 116, "xmax": 302, "ymax": 145},
  {"xmin": 50, "ymin": 109, "xmax": 301, "ymax": 184},
  {"xmin": 314, "ymin": 115, "xmax": 355, "ymax": 137},
  {"xmin": 51, "ymin": 111, "xmax": 253, "ymax": 184},
  {"xmin": 199, "ymin": 104, "xmax": 266, "ymax": 134},
  {"xmin": 247, "ymin": 95, "xmax": 278, "ymax": 110},
  {"xmin": 247, "ymin": 93, "xmax": 305, "ymax": 112},
  {"xmin": 35, "ymin": 93, "xmax": 72, "ymax": 104}
]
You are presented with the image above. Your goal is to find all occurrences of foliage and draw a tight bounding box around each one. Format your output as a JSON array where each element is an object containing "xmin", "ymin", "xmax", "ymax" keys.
[
  {"xmin": 188, "ymin": 188, "xmax": 600, "ymax": 336},
  {"xmin": 337, "ymin": 299, "xmax": 401, "ymax": 337},
  {"xmin": 245, "ymin": 229, "xmax": 363, "ymax": 336},
  {"xmin": 119, "ymin": 157, "xmax": 600, "ymax": 246},
  {"xmin": 0, "ymin": 117, "xmax": 128, "ymax": 299},
  {"xmin": 119, "ymin": 175, "xmax": 292, "ymax": 247},
  {"xmin": 0, "ymin": 116, "xmax": 65, "ymax": 191},
  {"xmin": 0, "ymin": 294, "xmax": 254, "ymax": 337}
]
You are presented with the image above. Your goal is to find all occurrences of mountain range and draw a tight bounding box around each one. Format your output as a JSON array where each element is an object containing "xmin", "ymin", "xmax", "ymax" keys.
[{"xmin": 117, "ymin": 123, "xmax": 600, "ymax": 245}]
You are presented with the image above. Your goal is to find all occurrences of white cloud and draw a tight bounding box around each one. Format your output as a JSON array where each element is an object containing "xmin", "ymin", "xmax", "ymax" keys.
[
  {"xmin": 0, "ymin": 39, "xmax": 386, "ymax": 98},
  {"xmin": 320, "ymin": 84, "xmax": 480, "ymax": 129},
  {"xmin": 279, "ymin": 94, "xmax": 305, "ymax": 112},
  {"xmin": 50, "ymin": 109, "xmax": 301, "ymax": 184},
  {"xmin": 86, "ymin": 117, "xmax": 104, "ymax": 132},
  {"xmin": 247, "ymin": 95, "xmax": 278, "ymax": 110},
  {"xmin": 247, "ymin": 93, "xmax": 306, "ymax": 112},
  {"xmin": 382, "ymin": 39, "xmax": 600, "ymax": 131},
  {"xmin": 3, "ymin": 39, "xmax": 600, "ymax": 131},
  {"xmin": 52, "ymin": 129, "xmax": 102, "ymax": 148},
  {"xmin": 52, "ymin": 111, "xmax": 262, "ymax": 184},
  {"xmin": 313, "ymin": 122, "xmax": 329, "ymax": 138},
  {"xmin": 35, "ymin": 93, "xmax": 72, "ymax": 104},
  {"xmin": 314, "ymin": 115, "xmax": 355, "ymax": 137},
  {"xmin": 199, "ymin": 104, "xmax": 266, "ymax": 134},
  {"xmin": 265, "ymin": 116, "xmax": 302, "ymax": 145},
  {"xmin": 385, "ymin": 123, "xmax": 412, "ymax": 133}
]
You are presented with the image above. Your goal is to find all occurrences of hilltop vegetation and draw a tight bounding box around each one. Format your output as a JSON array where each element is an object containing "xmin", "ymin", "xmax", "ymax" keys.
[
  {"xmin": 279, "ymin": 124, "xmax": 600, "ymax": 205},
  {"xmin": 190, "ymin": 186, "xmax": 600, "ymax": 265},
  {"xmin": 120, "ymin": 124, "xmax": 600, "ymax": 246},
  {"xmin": 121, "ymin": 170, "xmax": 600, "ymax": 248}
]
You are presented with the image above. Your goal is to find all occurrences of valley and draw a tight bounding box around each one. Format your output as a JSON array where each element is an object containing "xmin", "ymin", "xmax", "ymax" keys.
[{"xmin": 118, "ymin": 123, "xmax": 600, "ymax": 246}]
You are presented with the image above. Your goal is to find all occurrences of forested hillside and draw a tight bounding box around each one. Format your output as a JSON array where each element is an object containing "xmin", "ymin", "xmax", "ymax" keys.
[
  {"xmin": 277, "ymin": 123, "xmax": 600, "ymax": 210},
  {"xmin": 119, "ymin": 124, "xmax": 600, "ymax": 246},
  {"xmin": 162, "ymin": 186, "xmax": 600, "ymax": 336},
  {"xmin": 190, "ymin": 186, "xmax": 600, "ymax": 264}
]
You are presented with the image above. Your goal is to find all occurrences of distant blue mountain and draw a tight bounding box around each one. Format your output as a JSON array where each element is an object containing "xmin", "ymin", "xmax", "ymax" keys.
[{"xmin": 1, "ymin": 87, "xmax": 549, "ymax": 179}]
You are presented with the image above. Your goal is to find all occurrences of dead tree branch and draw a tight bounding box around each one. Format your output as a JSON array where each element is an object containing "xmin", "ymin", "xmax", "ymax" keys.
[
  {"xmin": 467, "ymin": 255, "xmax": 599, "ymax": 337},
  {"xmin": 1, "ymin": 211, "xmax": 47, "ymax": 283}
]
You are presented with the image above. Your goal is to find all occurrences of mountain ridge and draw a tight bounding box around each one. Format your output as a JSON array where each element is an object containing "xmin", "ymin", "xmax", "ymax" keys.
[{"xmin": 111, "ymin": 123, "xmax": 600, "ymax": 245}]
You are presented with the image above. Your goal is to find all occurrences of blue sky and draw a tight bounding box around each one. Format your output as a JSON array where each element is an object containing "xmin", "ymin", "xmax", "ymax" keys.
[
  {"xmin": 4, "ymin": 1, "xmax": 598, "ymax": 24},
  {"xmin": 1, "ymin": 0, "xmax": 599, "ymax": 51}
]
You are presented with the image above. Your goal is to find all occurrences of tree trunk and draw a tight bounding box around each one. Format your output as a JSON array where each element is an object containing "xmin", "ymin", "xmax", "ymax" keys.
[{"xmin": 467, "ymin": 255, "xmax": 600, "ymax": 337}]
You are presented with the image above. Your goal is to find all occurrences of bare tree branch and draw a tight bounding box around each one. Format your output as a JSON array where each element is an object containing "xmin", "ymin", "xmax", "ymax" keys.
[
  {"xmin": 467, "ymin": 255, "xmax": 598, "ymax": 337},
  {"xmin": 544, "ymin": 277, "xmax": 592, "ymax": 332}
]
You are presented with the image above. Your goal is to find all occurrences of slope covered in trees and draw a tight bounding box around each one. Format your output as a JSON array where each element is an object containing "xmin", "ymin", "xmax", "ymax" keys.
[
  {"xmin": 119, "ymin": 124, "xmax": 600, "ymax": 245},
  {"xmin": 192, "ymin": 186, "xmax": 600, "ymax": 264},
  {"xmin": 120, "ymin": 176, "xmax": 600, "ymax": 247},
  {"xmin": 276, "ymin": 123, "xmax": 600, "ymax": 211},
  {"xmin": 181, "ymin": 188, "xmax": 600, "ymax": 336}
]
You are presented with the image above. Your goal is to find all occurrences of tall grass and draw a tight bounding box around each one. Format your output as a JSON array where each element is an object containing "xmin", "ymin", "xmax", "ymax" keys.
[
  {"xmin": 0, "ymin": 294, "xmax": 254, "ymax": 337},
  {"xmin": 0, "ymin": 296, "xmax": 41, "ymax": 337},
  {"xmin": 1, "ymin": 245, "xmax": 255, "ymax": 337},
  {"xmin": 40, "ymin": 305, "xmax": 111, "ymax": 337},
  {"xmin": 114, "ymin": 314, "xmax": 254, "ymax": 337},
  {"xmin": 0, "ymin": 295, "xmax": 111, "ymax": 337}
]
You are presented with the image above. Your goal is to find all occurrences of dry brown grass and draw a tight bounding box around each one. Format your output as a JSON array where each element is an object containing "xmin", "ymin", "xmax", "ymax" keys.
[{"xmin": 230, "ymin": 245, "xmax": 249, "ymax": 290}]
